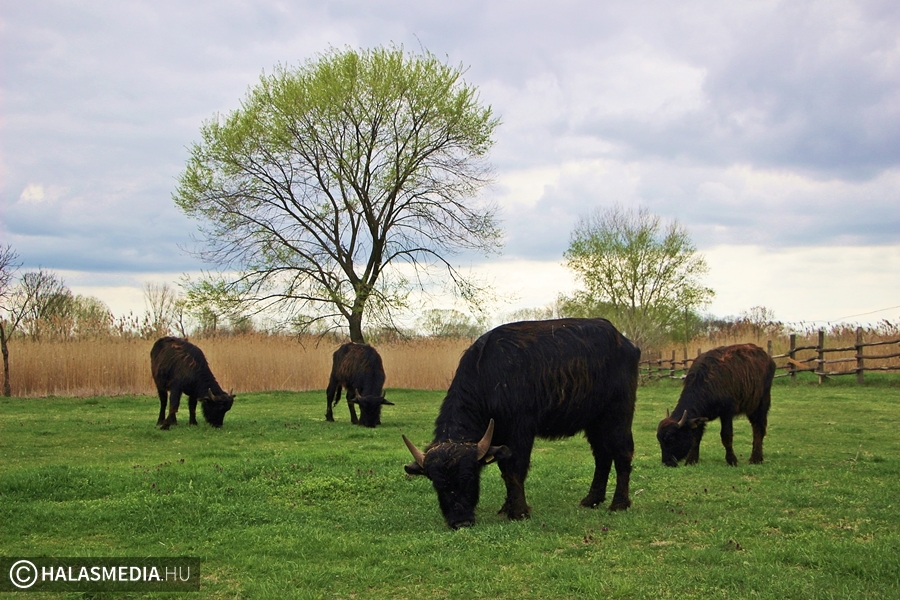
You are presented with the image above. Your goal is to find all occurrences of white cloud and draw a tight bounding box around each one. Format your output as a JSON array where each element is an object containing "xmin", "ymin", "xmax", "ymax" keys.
[
  {"xmin": 704, "ymin": 244, "xmax": 900, "ymax": 324},
  {"xmin": 19, "ymin": 184, "xmax": 46, "ymax": 203}
]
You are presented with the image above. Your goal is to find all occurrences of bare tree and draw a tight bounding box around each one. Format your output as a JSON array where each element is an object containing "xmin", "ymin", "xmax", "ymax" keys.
[
  {"xmin": 143, "ymin": 282, "xmax": 182, "ymax": 339},
  {"xmin": 175, "ymin": 46, "xmax": 502, "ymax": 343},
  {"xmin": 0, "ymin": 246, "xmax": 21, "ymax": 396},
  {"xmin": 0, "ymin": 254, "xmax": 69, "ymax": 395},
  {"xmin": 19, "ymin": 271, "xmax": 70, "ymax": 341}
]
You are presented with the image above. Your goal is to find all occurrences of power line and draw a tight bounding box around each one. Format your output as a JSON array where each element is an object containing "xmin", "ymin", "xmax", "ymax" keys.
[{"xmin": 816, "ymin": 304, "xmax": 900, "ymax": 323}]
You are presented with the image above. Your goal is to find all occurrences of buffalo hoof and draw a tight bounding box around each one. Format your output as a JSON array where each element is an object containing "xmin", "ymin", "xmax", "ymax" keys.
[
  {"xmin": 499, "ymin": 503, "xmax": 531, "ymax": 520},
  {"xmin": 449, "ymin": 519, "xmax": 475, "ymax": 530},
  {"xmin": 608, "ymin": 497, "xmax": 631, "ymax": 511},
  {"xmin": 579, "ymin": 493, "xmax": 605, "ymax": 508}
]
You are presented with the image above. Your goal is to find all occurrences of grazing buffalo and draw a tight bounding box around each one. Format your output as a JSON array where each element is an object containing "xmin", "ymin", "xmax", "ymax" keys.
[
  {"xmin": 656, "ymin": 343, "xmax": 775, "ymax": 467},
  {"xmin": 326, "ymin": 342, "xmax": 393, "ymax": 427},
  {"xmin": 402, "ymin": 318, "xmax": 640, "ymax": 529},
  {"xmin": 150, "ymin": 337, "xmax": 235, "ymax": 430}
]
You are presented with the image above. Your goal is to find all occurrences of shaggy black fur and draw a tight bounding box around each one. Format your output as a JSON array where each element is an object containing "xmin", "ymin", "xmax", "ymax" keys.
[
  {"xmin": 403, "ymin": 318, "xmax": 640, "ymax": 529},
  {"xmin": 657, "ymin": 343, "xmax": 775, "ymax": 467},
  {"xmin": 150, "ymin": 337, "xmax": 234, "ymax": 430},
  {"xmin": 325, "ymin": 342, "xmax": 393, "ymax": 427}
]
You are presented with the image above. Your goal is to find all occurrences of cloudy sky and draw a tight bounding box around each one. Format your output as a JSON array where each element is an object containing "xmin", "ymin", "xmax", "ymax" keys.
[{"xmin": 3, "ymin": 1, "xmax": 899, "ymax": 327}]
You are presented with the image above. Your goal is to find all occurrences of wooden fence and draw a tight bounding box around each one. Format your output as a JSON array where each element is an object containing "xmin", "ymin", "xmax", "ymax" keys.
[{"xmin": 640, "ymin": 328, "xmax": 900, "ymax": 384}]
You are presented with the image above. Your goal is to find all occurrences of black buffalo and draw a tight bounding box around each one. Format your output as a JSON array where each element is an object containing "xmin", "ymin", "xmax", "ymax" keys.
[
  {"xmin": 326, "ymin": 342, "xmax": 393, "ymax": 427},
  {"xmin": 402, "ymin": 318, "xmax": 640, "ymax": 529},
  {"xmin": 657, "ymin": 343, "xmax": 775, "ymax": 467},
  {"xmin": 150, "ymin": 337, "xmax": 235, "ymax": 430}
]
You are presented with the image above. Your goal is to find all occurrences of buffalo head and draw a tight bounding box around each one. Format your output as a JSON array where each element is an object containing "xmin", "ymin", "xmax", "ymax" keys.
[
  {"xmin": 199, "ymin": 388, "xmax": 235, "ymax": 428},
  {"xmin": 402, "ymin": 419, "xmax": 511, "ymax": 529},
  {"xmin": 656, "ymin": 408, "xmax": 708, "ymax": 466},
  {"xmin": 348, "ymin": 396, "xmax": 394, "ymax": 428}
]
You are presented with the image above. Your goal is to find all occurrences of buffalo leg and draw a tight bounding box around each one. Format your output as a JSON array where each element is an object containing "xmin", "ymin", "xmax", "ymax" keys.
[
  {"xmin": 156, "ymin": 386, "xmax": 168, "ymax": 426},
  {"xmin": 188, "ymin": 396, "xmax": 199, "ymax": 426},
  {"xmin": 720, "ymin": 417, "xmax": 738, "ymax": 466},
  {"xmin": 325, "ymin": 379, "xmax": 340, "ymax": 422},
  {"xmin": 583, "ymin": 422, "xmax": 633, "ymax": 510},
  {"xmin": 346, "ymin": 387, "xmax": 359, "ymax": 425},
  {"xmin": 160, "ymin": 390, "xmax": 182, "ymax": 430},
  {"xmin": 684, "ymin": 423, "xmax": 706, "ymax": 465},
  {"xmin": 748, "ymin": 411, "xmax": 767, "ymax": 464},
  {"xmin": 497, "ymin": 441, "xmax": 533, "ymax": 520}
]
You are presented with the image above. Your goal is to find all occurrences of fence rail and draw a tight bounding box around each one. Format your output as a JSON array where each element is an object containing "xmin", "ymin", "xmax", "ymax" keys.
[{"xmin": 640, "ymin": 328, "xmax": 900, "ymax": 384}]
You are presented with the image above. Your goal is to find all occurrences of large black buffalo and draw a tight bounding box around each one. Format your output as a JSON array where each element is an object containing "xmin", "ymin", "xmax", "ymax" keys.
[
  {"xmin": 150, "ymin": 337, "xmax": 235, "ymax": 430},
  {"xmin": 326, "ymin": 342, "xmax": 393, "ymax": 427},
  {"xmin": 402, "ymin": 318, "xmax": 640, "ymax": 529},
  {"xmin": 657, "ymin": 343, "xmax": 775, "ymax": 467}
]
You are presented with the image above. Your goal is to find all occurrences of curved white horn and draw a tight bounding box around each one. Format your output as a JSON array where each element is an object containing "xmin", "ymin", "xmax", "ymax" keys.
[
  {"xmin": 476, "ymin": 418, "xmax": 495, "ymax": 461},
  {"xmin": 402, "ymin": 435, "xmax": 425, "ymax": 468}
]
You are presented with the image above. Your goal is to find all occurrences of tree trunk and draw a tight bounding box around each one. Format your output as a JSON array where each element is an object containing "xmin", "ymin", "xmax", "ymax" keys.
[
  {"xmin": 348, "ymin": 310, "xmax": 365, "ymax": 344},
  {"xmin": 1, "ymin": 322, "xmax": 10, "ymax": 397}
]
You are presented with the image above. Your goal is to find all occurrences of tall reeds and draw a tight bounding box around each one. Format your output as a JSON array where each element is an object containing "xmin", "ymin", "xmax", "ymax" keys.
[
  {"xmin": 3, "ymin": 334, "xmax": 472, "ymax": 398},
  {"xmin": 6, "ymin": 322, "xmax": 897, "ymax": 397}
]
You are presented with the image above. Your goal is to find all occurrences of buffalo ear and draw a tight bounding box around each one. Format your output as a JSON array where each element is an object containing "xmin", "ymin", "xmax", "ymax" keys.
[
  {"xmin": 404, "ymin": 462, "xmax": 426, "ymax": 476},
  {"xmin": 689, "ymin": 417, "xmax": 709, "ymax": 428},
  {"xmin": 479, "ymin": 445, "xmax": 512, "ymax": 465}
]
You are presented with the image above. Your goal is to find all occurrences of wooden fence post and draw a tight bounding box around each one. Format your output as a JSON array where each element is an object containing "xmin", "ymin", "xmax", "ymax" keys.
[
  {"xmin": 670, "ymin": 350, "xmax": 676, "ymax": 379},
  {"xmin": 767, "ymin": 340, "xmax": 773, "ymax": 356},
  {"xmin": 856, "ymin": 327, "xmax": 865, "ymax": 384},
  {"xmin": 789, "ymin": 334, "xmax": 797, "ymax": 381},
  {"xmin": 817, "ymin": 330, "xmax": 826, "ymax": 384}
]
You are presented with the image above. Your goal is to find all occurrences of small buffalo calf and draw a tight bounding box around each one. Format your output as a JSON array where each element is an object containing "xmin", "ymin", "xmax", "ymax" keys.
[
  {"xmin": 151, "ymin": 337, "xmax": 235, "ymax": 430},
  {"xmin": 657, "ymin": 343, "xmax": 775, "ymax": 467},
  {"xmin": 326, "ymin": 342, "xmax": 393, "ymax": 427}
]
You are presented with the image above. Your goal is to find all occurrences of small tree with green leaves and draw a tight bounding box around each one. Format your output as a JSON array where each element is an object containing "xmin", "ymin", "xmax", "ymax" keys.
[
  {"xmin": 174, "ymin": 45, "xmax": 502, "ymax": 343},
  {"xmin": 417, "ymin": 308, "xmax": 484, "ymax": 339},
  {"xmin": 561, "ymin": 206, "xmax": 714, "ymax": 351},
  {"xmin": 179, "ymin": 275, "xmax": 250, "ymax": 336}
]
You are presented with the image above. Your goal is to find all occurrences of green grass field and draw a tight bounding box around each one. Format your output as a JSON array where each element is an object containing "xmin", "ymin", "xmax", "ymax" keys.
[{"xmin": 1, "ymin": 377, "xmax": 898, "ymax": 599}]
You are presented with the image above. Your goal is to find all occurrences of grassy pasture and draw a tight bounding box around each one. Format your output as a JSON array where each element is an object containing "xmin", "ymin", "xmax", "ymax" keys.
[{"xmin": 1, "ymin": 378, "xmax": 898, "ymax": 599}]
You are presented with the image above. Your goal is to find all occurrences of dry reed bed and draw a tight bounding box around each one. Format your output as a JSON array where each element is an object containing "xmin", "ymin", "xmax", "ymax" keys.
[
  {"xmin": 4, "ymin": 335, "xmax": 472, "ymax": 398},
  {"xmin": 8, "ymin": 328, "xmax": 898, "ymax": 397}
]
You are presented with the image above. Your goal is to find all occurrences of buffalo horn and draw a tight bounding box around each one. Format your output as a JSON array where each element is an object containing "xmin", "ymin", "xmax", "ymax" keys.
[
  {"xmin": 402, "ymin": 435, "xmax": 426, "ymax": 468},
  {"xmin": 677, "ymin": 410, "xmax": 689, "ymax": 428},
  {"xmin": 476, "ymin": 418, "xmax": 496, "ymax": 461},
  {"xmin": 666, "ymin": 408, "xmax": 670, "ymax": 418}
]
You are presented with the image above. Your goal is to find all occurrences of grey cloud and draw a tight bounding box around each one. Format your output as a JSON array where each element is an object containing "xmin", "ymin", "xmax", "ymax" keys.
[{"xmin": 1, "ymin": 0, "xmax": 898, "ymax": 279}]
